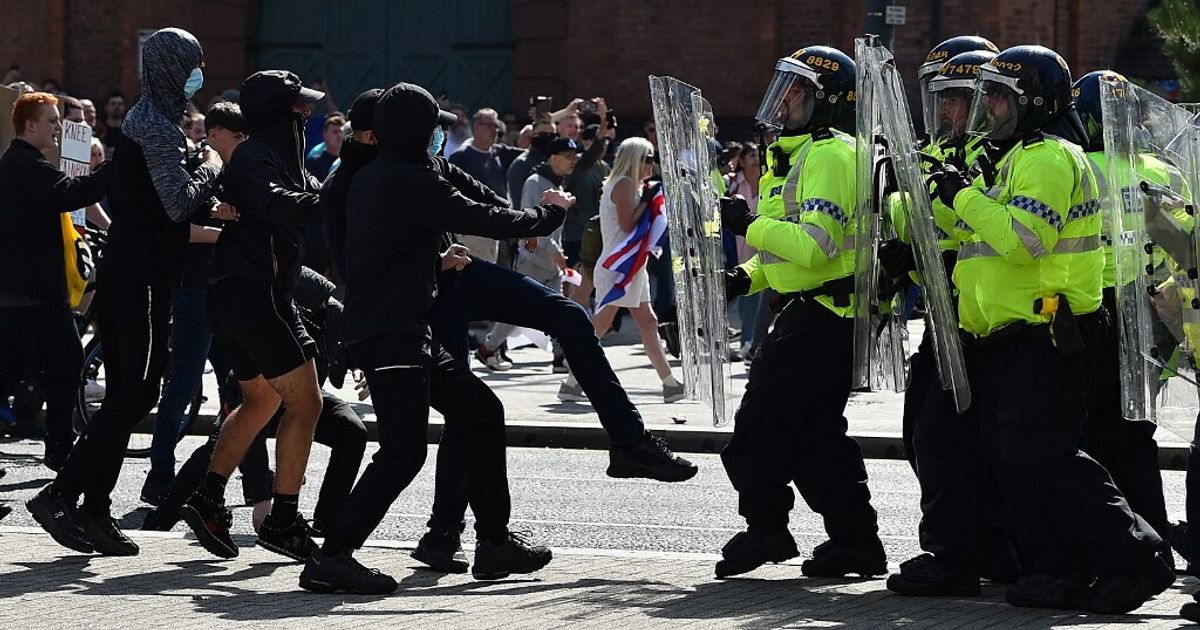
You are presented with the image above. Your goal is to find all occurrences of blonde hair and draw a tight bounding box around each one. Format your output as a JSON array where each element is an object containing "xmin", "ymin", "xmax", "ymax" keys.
[{"xmin": 605, "ymin": 137, "xmax": 654, "ymax": 187}]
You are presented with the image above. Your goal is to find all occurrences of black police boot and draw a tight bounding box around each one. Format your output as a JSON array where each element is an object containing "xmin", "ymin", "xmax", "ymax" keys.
[
  {"xmin": 180, "ymin": 491, "xmax": 238, "ymax": 559},
  {"xmin": 1087, "ymin": 551, "xmax": 1175, "ymax": 614},
  {"xmin": 801, "ymin": 537, "xmax": 887, "ymax": 578},
  {"xmin": 1005, "ymin": 573, "xmax": 1092, "ymax": 610},
  {"xmin": 886, "ymin": 553, "xmax": 980, "ymax": 597},
  {"xmin": 256, "ymin": 512, "xmax": 318, "ymax": 562},
  {"xmin": 78, "ymin": 510, "xmax": 139, "ymax": 556},
  {"xmin": 472, "ymin": 531, "xmax": 553, "ymax": 581},
  {"xmin": 715, "ymin": 528, "xmax": 799, "ymax": 579},
  {"xmin": 412, "ymin": 528, "xmax": 469, "ymax": 574},
  {"xmin": 26, "ymin": 486, "xmax": 93, "ymax": 554},
  {"xmin": 139, "ymin": 468, "xmax": 174, "ymax": 506},
  {"xmin": 300, "ymin": 548, "xmax": 398, "ymax": 595},
  {"xmin": 607, "ymin": 432, "xmax": 698, "ymax": 482}
]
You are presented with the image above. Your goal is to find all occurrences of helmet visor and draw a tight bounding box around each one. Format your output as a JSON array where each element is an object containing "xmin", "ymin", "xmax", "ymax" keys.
[
  {"xmin": 931, "ymin": 83, "xmax": 977, "ymax": 145},
  {"xmin": 920, "ymin": 74, "xmax": 937, "ymax": 138},
  {"xmin": 967, "ymin": 77, "xmax": 1020, "ymax": 140},
  {"xmin": 755, "ymin": 58, "xmax": 819, "ymax": 129}
]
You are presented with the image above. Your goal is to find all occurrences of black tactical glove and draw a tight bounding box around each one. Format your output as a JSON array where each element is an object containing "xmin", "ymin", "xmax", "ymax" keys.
[
  {"xmin": 640, "ymin": 180, "xmax": 663, "ymax": 206},
  {"xmin": 725, "ymin": 266, "xmax": 751, "ymax": 300},
  {"xmin": 878, "ymin": 238, "xmax": 916, "ymax": 279},
  {"xmin": 931, "ymin": 163, "xmax": 972, "ymax": 209},
  {"xmin": 720, "ymin": 195, "xmax": 758, "ymax": 237}
]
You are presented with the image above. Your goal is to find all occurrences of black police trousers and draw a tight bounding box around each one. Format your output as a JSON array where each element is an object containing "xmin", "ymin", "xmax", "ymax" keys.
[
  {"xmin": 909, "ymin": 333, "xmax": 1013, "ymax": 572},
  {"xmin": 974, "ymin": 327, "xmax": 1162, "ymax": 576},
  {"xmin": 1081, "ymin": 291, "xmax": 1168, "ymax": 540},
  {"xmin": 53, "ymin": 279, "xmax": 173, "ymax": 517},
  {"xmin": 324, "ymin": 334, "xmax": 511, "ymax": 550},
  {"xmin": 721, "ymin": 297, "xmax": 879, "ymax": 539},
  {"xmin": 425, "ymin": 257, "xmax": 646, "ymax": 533}
]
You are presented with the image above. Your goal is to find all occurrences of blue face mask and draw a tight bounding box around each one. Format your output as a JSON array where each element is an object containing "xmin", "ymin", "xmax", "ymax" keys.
[
  {"xmin": 184, "ymin": 68, "xmax": 204, "ymax": 99},
  {"xmin": 428, "ymin": 126, "xmax": 445, "ymax": 157}
]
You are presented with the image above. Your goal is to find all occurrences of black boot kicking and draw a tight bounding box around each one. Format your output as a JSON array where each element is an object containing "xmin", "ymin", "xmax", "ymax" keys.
[
  {"xmin": 1005, "ymin": 573, "xmax": 1092, "ymax": 610},
  {"xmin": 412, "ymin": 528, "xmax": 469, "ymax": 574},
  {"xmin": 300, "ymin": 548, "xmax": 398, "ymax": 595},
  {"xmin": 78, "ymin": 511, "xmax": 139, "ymax": 556},
  {"xmin": 256, "ymin": 512, "xmax": 318, "ymax": 562},
  {"xmin": 886, "ymin": 553, "xmax": 980, "ymax": 596},
  {"xmin": 715, "ymin": 527, "xmax": 799, "ymax": 579},
  {"xmin": 607, "ymin": 432, "xmax": 698, "ymax": 482},
  {"xmin": 180, "ymin": 491, "xmax": 238, "ymax": 559},
  {"xmin": 1087, "ymin": 551, "xmax": 1175, "ymax": 614},
  {"xmin": 472, "ymin": 531, "xmax": 553, "ymax": 581},
  {"xmin": 801, "ymin": 537, "xmax": 887, "ymax": 578},
  {"xmin": 26, "ymin": 486, "xmax": 93, "ymax": 554}
]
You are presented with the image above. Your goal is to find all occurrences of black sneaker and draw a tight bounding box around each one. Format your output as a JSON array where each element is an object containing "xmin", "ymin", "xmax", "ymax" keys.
[
  {"xmin": 715, "ymin": 528, "xmax": 799, "ymax": 578},
  {"xmin": 801, "ymin": 537, "xmax": 887, "ymax": 578},
  {"xmin": 472, "ymin": 531, "xmax": 553, "ymax": 580},
  {"xmin": 26, "ymin": 487, "xmax": 93, "ymax": 554},
  {"xmin": 180, "ymin": 491, "xmax": 238, "ymax": 559},
  {"xmin": 78, "ymin": 511, "xmax": 139, "ymax": 556},
  {"xmin": 1005, "ymin": 573, "xmax": 1092, "ymax": 610},
  {"xmin": 412, "ymin": 529, "xmax": 469, "ymax": 574},
  {"xmin": 256, "ymin": 512, "xmax": 317, "ymax": 562},
  {"xmin": 607, "ymin": 433, "xmax": 698, "ymax": 482},
  {"xmin": 300, "ymin": 548, "xmax": 398, "ymax": 594},
  {"xmin": 140, "ymin": 468, "xmax": 174, "ymax": 506},
  {"xmin": 1088, "ymin": 552, "xmax": 1176, "ymax": 614},
  {"xmin": 43, "ymin": 443, "xmax": 70, "ymax": 473},
  {"xmin": 141, "ymin": 507, "xmax": 180, "ymax": 531},
  {"xmin": 886, "ymin": 553, "xmax": 980, "ymax": 597}
]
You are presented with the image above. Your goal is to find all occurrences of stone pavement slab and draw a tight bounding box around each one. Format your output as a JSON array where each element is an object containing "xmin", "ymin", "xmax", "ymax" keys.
[{"xmin": 0, "ymin": 528, "xmax": 1196, "ymax": 630}]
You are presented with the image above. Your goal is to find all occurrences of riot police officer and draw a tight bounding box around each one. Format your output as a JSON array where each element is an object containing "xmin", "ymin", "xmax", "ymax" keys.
[
  {"xmin": 933, "ymin": 45, "xmax": 1172, "ymax": 613},
  {"xmin": 916, "ymin": 36, "xmax": 1000, "ymax": 145},
  {"xmin": 718, "ymin": 46, "xmax": 886, "ymax": 580},
  {"xmin": 886, "ymin": 47, "xmax": 1025, "ymax": 598},
  {"xmin": 1071, "ymin": 68, "xmax": 1171, "ymax": 551}
]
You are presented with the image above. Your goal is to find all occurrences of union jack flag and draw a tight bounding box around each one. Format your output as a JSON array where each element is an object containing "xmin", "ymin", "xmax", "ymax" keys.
[{"xmin": 597, "ymin": 183, "xmax": 669, "ymax": 310}]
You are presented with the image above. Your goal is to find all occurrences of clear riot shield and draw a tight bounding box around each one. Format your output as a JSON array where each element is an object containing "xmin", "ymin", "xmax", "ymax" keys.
[
  {"xmin": 857, "ymin": 37, "xmax": 972, "ymax": 412},
  {"xmin": 1101, "ymin": 79, "xmax": 1200, "ymax": 423},
  {"xmin": 648, "ymin": 76, "xmax": 732, "ymax": 427},
  {"xmin": 851, "ymin": 37, "xmax": 908, "ymax": 393}
]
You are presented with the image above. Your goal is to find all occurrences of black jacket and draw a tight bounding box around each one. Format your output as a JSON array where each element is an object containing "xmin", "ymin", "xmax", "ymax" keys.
[
  {"xmin": 0, "ymin": 139, "xmax": 111, "ymax": 306},
  {"xmin": 320, "ymin": 139, "xmax": 378, "ymax": 282},
  {"xmin": 341, "ymin": 84, "xmax": 567, "ymax": 343},
  {"xmin": 214, "ymin": 82, "xmax": 321, "ymax": 290}
]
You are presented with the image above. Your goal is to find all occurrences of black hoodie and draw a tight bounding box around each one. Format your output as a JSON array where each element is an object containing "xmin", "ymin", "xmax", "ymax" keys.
[
  {"xmin": 213, "ymin": 71, "xmax": 322, "ymax": 290},
  {"xmin": 340, "ymin": 82, "xmax": 566, "ymax": 343}
]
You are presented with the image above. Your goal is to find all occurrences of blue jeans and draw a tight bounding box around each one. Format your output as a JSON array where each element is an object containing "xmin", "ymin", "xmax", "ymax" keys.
[
  {"xmin": 150, "ymin": 287, "xmax": 228, "ymax": 475},
  {"xmin": 426, "ymin": 257, "xmax": 647, "ymax": 531}
]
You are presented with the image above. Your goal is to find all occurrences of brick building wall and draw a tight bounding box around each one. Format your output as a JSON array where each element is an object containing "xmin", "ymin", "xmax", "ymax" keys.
[{"xmin": 0, "ymin": 0, "xmax": 252, "ymax": 107}]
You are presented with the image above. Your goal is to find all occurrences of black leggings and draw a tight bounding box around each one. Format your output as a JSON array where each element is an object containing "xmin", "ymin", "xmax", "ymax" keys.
[{"xmin": 156, "ymin": 391, "xmax": 366, "ymax": 528}]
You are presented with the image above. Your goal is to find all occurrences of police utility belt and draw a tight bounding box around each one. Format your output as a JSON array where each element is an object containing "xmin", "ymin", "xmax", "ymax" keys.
[
  {"xmin": 961, "ymin": 293, "xmax": 1107, "ymax": 357},
  {"xmin": 773, "ymin": 275, "xmax": 856, "ymax": 312}
]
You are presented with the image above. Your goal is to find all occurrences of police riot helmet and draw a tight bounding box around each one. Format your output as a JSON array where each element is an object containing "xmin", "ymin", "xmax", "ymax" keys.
[
  {"xmin": 967, "ymin": 45, "xmax": 1073, "ymax": 140},
  {"xmin": 755, "ymin": 45, "xmax": 855, "ymax": 131},
  {"xmin": 1072, "ymin": 70, "xmax": 1126, "ymax": 151},
  {"xmin": 928, "ymin": 49, "xmax": 997, "ymax": 146},
  {"xmin": 919, "ymin": 36, "xmax": 999, "ymax": 134}
]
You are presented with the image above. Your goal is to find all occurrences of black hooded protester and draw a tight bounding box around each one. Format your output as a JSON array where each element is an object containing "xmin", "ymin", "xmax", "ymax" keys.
[
  {"xmin": 298, "ymin": 82, "xmax": 570, "ymax": 595},
  {"xmin": 27, "ymin": 27, "xmax": 222, "ymax": 557},
  {"xmin": 321, "ymin": 88, "xmax": 382, "ymax": 285},
  {"xmin": 181, "ymin": 70, "xmax": 329, "ymax": 563}
]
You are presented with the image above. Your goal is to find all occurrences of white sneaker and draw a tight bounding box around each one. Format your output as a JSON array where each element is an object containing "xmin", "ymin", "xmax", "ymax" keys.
[
  {"xmin": 84, "ymin": 379, "xmax": 105, "ymax": 402},
  {"xmin": 663, "ymin": 381, "xmax": 687, "ymax": 403}
]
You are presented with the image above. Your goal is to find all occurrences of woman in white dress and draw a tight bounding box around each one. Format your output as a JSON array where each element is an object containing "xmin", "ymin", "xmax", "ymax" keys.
[{"xmin": 568, "ymin": 137, "xmax": 683, "ymax": 402}]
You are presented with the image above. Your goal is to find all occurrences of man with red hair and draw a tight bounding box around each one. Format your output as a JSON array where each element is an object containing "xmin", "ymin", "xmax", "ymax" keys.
[{"xmin": 0, "ymin": 92, "xmax": 111, "ymax": 524}]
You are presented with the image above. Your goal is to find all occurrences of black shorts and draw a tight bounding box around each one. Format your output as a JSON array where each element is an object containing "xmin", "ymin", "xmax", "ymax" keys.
[{"xmin": 207, "ymin": 277, "xmax": 316, "ymax": 381}]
